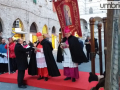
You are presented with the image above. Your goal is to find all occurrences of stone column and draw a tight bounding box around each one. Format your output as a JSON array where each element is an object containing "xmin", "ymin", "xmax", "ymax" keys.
[{"xmin": 105, "ymin": 9, "xmax": 113, "ymax": 90}]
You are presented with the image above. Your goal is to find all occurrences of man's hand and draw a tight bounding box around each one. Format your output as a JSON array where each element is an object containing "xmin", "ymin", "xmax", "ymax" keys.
[
  {"xmin": 35, "ymin": 48, "xmax": 41, "ymax": 52},
  {"xmin": 66, "ymin": 45, "xmax": 69, "ymax": 48},
  {"xmin": 38, "ymin": 48, "xmax": 41, "ymax": 52},
  {"xmin": 89, "ymin": 42, "xmax": 91, "ymax": 45},
  {"xmin": 85, "ymin": 42, "xmax": 89, "ymax": 44},
  {"xmin": 60, "ymin": 45, "xmax": 63, "ymax": 49},
  {"xmin": 34, "ymin": 43, "xmax": 37, "ymax": 47}
]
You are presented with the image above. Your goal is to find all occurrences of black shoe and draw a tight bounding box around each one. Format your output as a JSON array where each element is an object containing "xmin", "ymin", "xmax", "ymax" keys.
[
  {"xmin": 44, "ymin": 77, "xmax": 48, "ymax": 81},
  {"xmin": 0, "ymin": 72, "xmax": 3, "ymax": 75},
  {"xmin": 22, "ymin": 83, "xmax": 27, "ymax": 86},
  {"xmin": 18, "ymin": 85, "xmax": 27, "ymax": 88},
  {"xmin": 37, "ymin": 76, "xmax": 44, "ymax": 80},
  {"xmin": 64, "ymin": 77, "xmax": 71, "ymax": 80},
  {"xmin": 72, "ymin": 78, "xmax": 76, "ymax": 82}
]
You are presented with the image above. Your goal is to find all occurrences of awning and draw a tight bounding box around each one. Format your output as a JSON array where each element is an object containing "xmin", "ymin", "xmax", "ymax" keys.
[
  {"xmin": 14, "ymin": 28, "xmax": 28, "ymax": 34},
  {"xmin": 15, "ymin": 31, "xmax": 28, "ymax": 34}
]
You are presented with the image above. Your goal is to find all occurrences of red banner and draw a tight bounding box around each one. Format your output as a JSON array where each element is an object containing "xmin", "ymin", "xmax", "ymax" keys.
[{"xmin": 53, "ymin": 0, "xmax": 82, "ymax": 37}]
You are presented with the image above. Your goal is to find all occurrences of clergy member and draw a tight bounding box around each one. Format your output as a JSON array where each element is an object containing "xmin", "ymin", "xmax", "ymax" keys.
[
  {"xmin": 36, "ymin": 34, "xmax": 48, "ymax": 81},
  {"xmin": 35, "ymin": 32, "xmax": 60, "ymax": 81},
  {"xmin": 57, "ymin": 26, "xmax": 88, "ymax": 82}
]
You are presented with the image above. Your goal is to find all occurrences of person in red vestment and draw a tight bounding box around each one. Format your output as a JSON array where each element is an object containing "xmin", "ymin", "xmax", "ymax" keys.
[
  {"xmin": 35, "ymin": 34, "xmax": 48, "ymax": 81},
  {"xmin": 35, "ymin": 32, "xmax": 60, "ymax": 81}
]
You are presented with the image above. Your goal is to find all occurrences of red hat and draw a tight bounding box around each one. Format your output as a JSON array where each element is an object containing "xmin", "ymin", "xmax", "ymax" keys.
[
  {"xmin": 36, "ymin": 32, "xmax": 42, "ymax": 37},
  {"xmin": 64, "ymin": 26, "xmax": 71, "ymax": 33}
]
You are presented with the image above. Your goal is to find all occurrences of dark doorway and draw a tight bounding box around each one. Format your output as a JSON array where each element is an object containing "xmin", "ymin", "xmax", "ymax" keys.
[
  {"xmin": 30, "ymin": 23, "xmax": 37, "ymax": 33},
  {"xmin": 52, "ymin": 26, "xmax": 56, "ymax": 34}
]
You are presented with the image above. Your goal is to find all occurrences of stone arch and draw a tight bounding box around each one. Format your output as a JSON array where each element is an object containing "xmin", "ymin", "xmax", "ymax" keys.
[
  {"xmin": 80, "ymin": 18, "xmax": 88, "ymax": 32},
  {"xmin": 89, "ymin": 7, "xmax": 93, "ymax": 14},
  {"xmin": 94, "ymin": 17, "xmax": 103, "ymax": 28},
  {"xmin": 52, "ymin": 26, "xmax": 56, "ymax": 34},
  {"xmin": 80, "ymin": 19, "xmax": 87, "ymax": 28},
  {"xmin": 30, "ymin": 22, "xmax": 38, "ymax": 43},
  {"xmin": 94, "ymin": 17, "xmax": 102, "ymax": 22},
  {"xmin": 30, "ymin": 22, "xmax": 37, "ymax": 33},
  {"xmin": 12, "ymin": 18, "xmax": 24, "ymax": 31},
  {"xmin": 42, "ymin": 24, "xmax": 48, "ymax": 34},
  {"xmin": 12, "ymin": 18, "xmax": 25, "ymax": 40},
  {"xmin": 94, "ymin": 17, "xmax": 103, "ymax": 39}
]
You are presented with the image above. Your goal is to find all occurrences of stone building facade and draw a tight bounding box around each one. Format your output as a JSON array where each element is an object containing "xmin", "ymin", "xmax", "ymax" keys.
[
  {"xmin": 0, "ymin": 0, "xmax": 109, "ymax": 43},
  {"xmin": 78, "ymin": 0, "xmax": 107, "ymax": 39},
  {"xmin": 0, "ymin": 0, "xmax": 60, "ymax": 44}
]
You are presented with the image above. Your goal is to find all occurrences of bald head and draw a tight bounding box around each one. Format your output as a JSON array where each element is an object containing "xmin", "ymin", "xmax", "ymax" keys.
[
  {"xmin": 17, "ymin": 39, "xmax": 23, "ymax": 44},
  {"xmin": 2, "ymin": 39, "xmax": 5, "ymax": 44}
]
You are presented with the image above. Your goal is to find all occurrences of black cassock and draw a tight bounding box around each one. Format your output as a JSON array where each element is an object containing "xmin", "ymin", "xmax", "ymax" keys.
[
  {"xmin": 41, "ymin": 39, "xmax": 60, "ymax": 77},
  {"xmin": 57, "ymin": 35, "xmax": 88, "ymax": 64},
  {"xmin": 28, "ymin": 48, "xmax": 37, "ymax": 75},
  {"xmin": 28, "ymin": 39, "xmax": 61, "ymax": 77}
]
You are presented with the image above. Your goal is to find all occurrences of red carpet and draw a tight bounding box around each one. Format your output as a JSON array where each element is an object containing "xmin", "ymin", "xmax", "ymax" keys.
[{"xmin": 0, "ymin": 70, "xmax": 94, "ymax": 90}]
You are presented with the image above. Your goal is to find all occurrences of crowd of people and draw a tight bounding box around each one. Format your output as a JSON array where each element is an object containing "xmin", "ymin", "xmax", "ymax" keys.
[
  {"xmin": 0, "ymin": 26, "xmax": 105, "ymax": 90},
  {"xmin": 0, "ymin": 39, "xmax": 34, "ymax": 74}
]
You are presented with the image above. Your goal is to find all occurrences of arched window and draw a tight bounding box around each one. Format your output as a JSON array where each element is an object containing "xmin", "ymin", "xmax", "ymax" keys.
[
  {"xmin": 95, "ymin": 21, "xmax": 98, "ymax": 30},
  {"xmin": 89, "ymin": 7, "xmax": 93, "ymax": 14},
  {"xmin": 30, "ymin": 23, "xmax": 37, "ymax": 33},
  {"xmin": 52, "ymin": 26, "xmax": 56, "ymax": 34}
]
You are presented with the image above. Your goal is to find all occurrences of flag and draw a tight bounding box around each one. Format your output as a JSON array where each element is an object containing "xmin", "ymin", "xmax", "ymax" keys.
[{"xmin": 53, "ymin": 0, "xmax": 82, "ymax": 37}]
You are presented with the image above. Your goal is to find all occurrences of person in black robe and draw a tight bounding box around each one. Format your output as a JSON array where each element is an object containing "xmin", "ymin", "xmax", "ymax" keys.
[
  {"xmin": 85, "ymin": 36, "xmax": 91, "ymax": 60},
  {"xmin": 14, "ymin": 39, "xmax": 32, "ymax": 88},
  {"xmin": 28, "ymin": 48, "xmax": 37, "ymax": 76},
  {"xmin": 57, "ymin": 26, "xmax": 88, "ymax": 82},
  {"xmin": 29, "ymin": 32, "xmax": 60, "ymax": 81}
]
